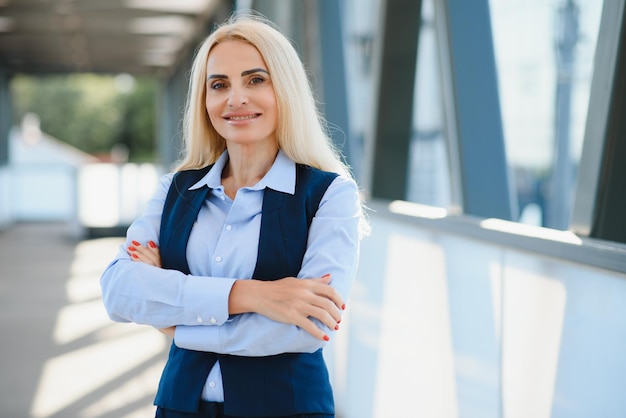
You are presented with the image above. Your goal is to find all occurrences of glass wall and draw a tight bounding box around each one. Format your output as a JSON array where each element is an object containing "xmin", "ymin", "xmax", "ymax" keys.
[
  {"xmin": 344, "ymin": 0, "xmax": 604, "ymax": 229},
  {"xmin": 489, "ymin": 0, "xmax": 603, "ymax": 228},
  {"xmin": 342, "ymin": 0, "xmax": 379, "ymax": 184},
  {"xmin": 344, "ymin": 0, "xmax": 453, "ymax": 207},
  {"xmin": 406, "ymin": 0, "xmax": 451, "ymax": 208}
]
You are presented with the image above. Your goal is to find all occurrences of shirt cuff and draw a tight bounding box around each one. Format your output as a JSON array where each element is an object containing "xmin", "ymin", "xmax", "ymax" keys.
[
  {"xmin": 175, "ymin": 324, "xmax": 221, "ymax": 352},
  {"xmin": 182, "ymin": 276, "xmax": 236, "ymax": 326}
]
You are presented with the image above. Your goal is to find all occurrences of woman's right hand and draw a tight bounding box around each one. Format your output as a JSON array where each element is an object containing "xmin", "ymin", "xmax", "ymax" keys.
[
  {"xmin": 229, "ymin": 274, "xmax": 344, "ymax": 342},
  {"xmin": 127, "ymin": 240, "xmax": 162, "ymax": 267},
  {"xmin": 127, "ymin": 240, "xmax": 175, "ymax": 336}
]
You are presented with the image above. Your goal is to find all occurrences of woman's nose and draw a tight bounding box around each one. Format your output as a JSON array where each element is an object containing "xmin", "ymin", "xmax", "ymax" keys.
[{"xmin": 227, "ymin": 85, "xmax": 248, "ymax": 107}]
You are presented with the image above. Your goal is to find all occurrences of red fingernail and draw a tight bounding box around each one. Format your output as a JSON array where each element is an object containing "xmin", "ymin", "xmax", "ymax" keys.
[
  {"xmin": 341, "ymin": 304, "xmax": 346, "ymax": 310},
  {"xmin": 131, "ymin": 253, "xmax": 139, "ymax": 259},
  {"xmin": 131, "ymin": 240, "xmax": 140, "ymax": 246},
  {"xmin": 148, "ymin": 241, "xmax": 157, "ymax": 248},
  {"xmin": 337, "ymin": 319, "xmax": 341, "ymax": 324},
  {"xmin": 128, "ymin": 246, "xmax": 136, "ymax": 251},
  {"xmin": 323, "ymin": 335, "xmax": 330, "ymax": 341},
  {"xmin": 334, "ymin": 324, "xmax": 340, "ymax": 331},
  {"xmin": 322, "ymin": 273, "xmax": 331, "ymax": 279}
]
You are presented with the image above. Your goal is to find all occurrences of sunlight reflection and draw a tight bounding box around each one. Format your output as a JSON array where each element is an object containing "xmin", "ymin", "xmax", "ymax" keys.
[
  {"xmin": 79, "ymin": 362, "xmax": 164, "ymax": 418},
  {"xmin": 374, "ymin": 233, "xmax": 457, "ymax": 417},
  {"xmin": 52, "ymin": 300, "xmax": 112, "ymax": 345},
  {"xmin": 30, "ymin": 236, "xmax": 168, "ymax": 418},
  {"xmin": 502, "ymin": 264, "xmax": 567, "ymax": 418},
  {"xmin": 65, "ymin": 274, "xmax": 103, "ymax": 303},
  {"xmin": 480, "ymin": 218, "xmax": 583, "ymax": 245},
  {"xmin": 31, "ymin": 327, "xmax": 166, "ymax": 418},
  {"xmin": 388, "ymin": 200, "xmax": 447, "ymax": 219}
]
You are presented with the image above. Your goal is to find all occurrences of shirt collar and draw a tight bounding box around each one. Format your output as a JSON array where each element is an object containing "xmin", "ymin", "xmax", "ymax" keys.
[{"xmin": 188, "ymin": 149, "xmax": 296, "ymax": 195}]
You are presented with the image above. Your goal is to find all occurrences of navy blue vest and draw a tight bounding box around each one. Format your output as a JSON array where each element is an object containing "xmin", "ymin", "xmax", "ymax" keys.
[{"xmin": 154, "ymin": 163, "xmax": 338, "ymax": 417}]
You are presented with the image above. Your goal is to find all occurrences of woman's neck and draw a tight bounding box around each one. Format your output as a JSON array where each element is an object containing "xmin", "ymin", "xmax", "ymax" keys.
[{"xmin": 222, "ymin": 143, "xmax": 278, "ymax": 199}]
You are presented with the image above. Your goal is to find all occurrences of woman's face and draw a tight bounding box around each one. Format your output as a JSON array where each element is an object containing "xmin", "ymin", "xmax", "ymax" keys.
[{"xmin": 205, "ymin": 40, "xmax": 278, "ymax": 148}]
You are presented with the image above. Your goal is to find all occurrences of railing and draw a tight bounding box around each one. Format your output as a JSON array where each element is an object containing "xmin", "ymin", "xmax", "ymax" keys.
[{"xmin": 335, "ymin": 199, "xmax": 626, "ymax": 418}]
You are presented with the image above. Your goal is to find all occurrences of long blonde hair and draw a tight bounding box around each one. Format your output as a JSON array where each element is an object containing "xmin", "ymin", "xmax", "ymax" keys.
[{"xmin": 175, "ymin": 12, "xmax": 350, "ymax": 178}]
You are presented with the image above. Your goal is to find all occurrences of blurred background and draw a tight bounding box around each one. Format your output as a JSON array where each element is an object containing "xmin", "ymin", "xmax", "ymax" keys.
[
  {"xmin": 3, "ymin": 0, "xmax": 626, "ymax": 417},
  {"xmin": 0, "ymin": 0, "xmax": 603, "ymax": 232}
]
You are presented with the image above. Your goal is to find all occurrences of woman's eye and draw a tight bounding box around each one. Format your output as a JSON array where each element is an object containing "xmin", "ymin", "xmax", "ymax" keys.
[
  {"xmin": 249, "ymin": 76, "xmax": 266, "ymax": 85},
  {"xmin": 210, "ymin": 81, "xmax": 226, "ymax": 90}
]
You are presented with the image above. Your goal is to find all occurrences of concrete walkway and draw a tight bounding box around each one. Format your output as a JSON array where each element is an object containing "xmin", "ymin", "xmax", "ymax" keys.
[{"xmin": 0, "ymin": 223, "xmax": 169, "ymax": 418}]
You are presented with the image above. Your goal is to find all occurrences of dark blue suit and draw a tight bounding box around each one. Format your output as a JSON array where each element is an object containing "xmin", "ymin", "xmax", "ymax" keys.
[{"xmin": 154, "ymin": 164, "xmax": 338, "ymax": 417}]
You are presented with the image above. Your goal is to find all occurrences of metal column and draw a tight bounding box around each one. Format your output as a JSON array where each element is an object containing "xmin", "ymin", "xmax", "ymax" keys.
[
  {"xmin": 157, "ymin": 63, "xmax": 188, "ymax": 168},
  {"xmin": 571, "ymin": 0, "xmax": 626, "ymax": 242},
  {"xmin": 317, "ymin": 0, "xmax": 352, "ymax": 168},
  {"xmin": 435, "ymin": 0, "xmax": 515, "ymax": 220},
  {"xmin": 0, "ymin": 68, "xmax": 10, "ymax": 166},
  {"xmin": 367, "ymin": 0, "xmax": 422, "ymax": 201}
]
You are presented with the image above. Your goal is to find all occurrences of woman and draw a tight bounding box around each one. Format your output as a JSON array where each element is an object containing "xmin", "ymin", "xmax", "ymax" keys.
[{"xmin": 100, "ymin": 12, "xmax": 364, "ymax": 418}]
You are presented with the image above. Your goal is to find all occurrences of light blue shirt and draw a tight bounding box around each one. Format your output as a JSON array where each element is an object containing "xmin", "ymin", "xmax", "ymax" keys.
[{"xmin": 100, "ymin": 150, "xmax": 361, "ymax": 402}]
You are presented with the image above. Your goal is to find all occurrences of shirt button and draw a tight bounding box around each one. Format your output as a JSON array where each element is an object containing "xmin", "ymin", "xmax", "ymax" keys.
[
  {"xmin": 196, "ymin": 316, "xmax": 203, "ymax": 323},
  {"xmin": 225, "ymin": 224, "xmax": 232, "ymax": 231},
  {"xmin": 209, "ymin": 381, "xmax": 216, "ymax": 388},
  {"xmin": 215, "ymin": 256, "xmax": 222, "ymax": 263},
  {"xmin": 220, "ymin": 195, "xmax": 225, "ymax": 201},
  {"xmin": 210, "ymin": 317, "xmax": 217, "ymax": 324}
]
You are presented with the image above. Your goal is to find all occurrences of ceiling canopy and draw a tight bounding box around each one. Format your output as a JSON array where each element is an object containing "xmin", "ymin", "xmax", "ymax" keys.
[{"xmin": 0, "ymin": 0, "xmax": 230, "ymax": 76}]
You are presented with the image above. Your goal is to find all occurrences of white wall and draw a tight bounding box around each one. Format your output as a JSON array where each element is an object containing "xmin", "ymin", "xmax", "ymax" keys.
[
  {"xmin": 10, "ymin": 163, "xmax": 78, "ymax": 222},
  {"xmin": 5, "ymin": 126, "xmax": 161, "ymax": 231},
  {"xmin": 77, "ymin": 163, "xmax": 161, "ymax": 229}
]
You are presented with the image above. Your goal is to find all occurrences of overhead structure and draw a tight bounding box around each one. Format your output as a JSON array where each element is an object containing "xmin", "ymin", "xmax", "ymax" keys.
[{"xmin": 0, "ymin": 0, "xmax": 232, "ymax": 75}]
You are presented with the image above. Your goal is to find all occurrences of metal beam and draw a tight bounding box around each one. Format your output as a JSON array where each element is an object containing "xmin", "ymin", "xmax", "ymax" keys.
[
  {"xmin": 0, "ymin": 68, "xmax": 10, "ymax": 166},
  {"xmin": 317, "ymin": 0, "xmax": 352, "ymax": 168},
  {"xmin": 571, "ymin": 0, "xmax": 626, "ymax": 243},
  {"xmin": 435, "ymin": 0, "xmax": 515, "ymax": 220},
  {"xmin": 157, "ymin": 60, "xmax": 188, "ymax": 168},
  {"xmin": 368, "ymin": 0, "xmax": 422, "ymax": 201}
]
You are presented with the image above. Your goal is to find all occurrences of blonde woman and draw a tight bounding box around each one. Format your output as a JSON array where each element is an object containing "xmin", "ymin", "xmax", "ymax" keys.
[{"xmin": 101, "ymin": 12, "xmax": 364, "ymax": 418}]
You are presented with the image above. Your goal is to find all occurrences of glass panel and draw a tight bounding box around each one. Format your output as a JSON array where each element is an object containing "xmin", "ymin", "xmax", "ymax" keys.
[
  {"xmin": 342, "ymin": 0, "xmax": 379, "ymax": 184},
  {"xmin": 489, "ymin": 0, "xmax": 604, "ymax": 229},
  {"xmin": 406, "ymin": 0, "xmax": 452, "ymax": 208}
]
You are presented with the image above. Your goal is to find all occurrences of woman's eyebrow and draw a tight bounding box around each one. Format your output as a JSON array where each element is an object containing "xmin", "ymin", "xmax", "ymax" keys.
[
  {"xmin": 241, "ymin": 68, "xmax": 269, "ymax": 76},
  {"xmin": 207, "ymin": 68, "xmax": 269, "ymax": 81}
]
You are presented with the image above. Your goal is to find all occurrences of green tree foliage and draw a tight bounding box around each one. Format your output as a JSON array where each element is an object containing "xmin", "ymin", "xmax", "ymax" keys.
[{"xmin": 10, "ymin": 73, "xmax": 157, "ymax": 162}]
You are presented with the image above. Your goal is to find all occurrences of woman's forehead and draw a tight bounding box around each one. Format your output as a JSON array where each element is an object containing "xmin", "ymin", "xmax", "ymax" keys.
[{"xmin": 206, "ymin": 40, "xmax": 267, "ymax": 73}]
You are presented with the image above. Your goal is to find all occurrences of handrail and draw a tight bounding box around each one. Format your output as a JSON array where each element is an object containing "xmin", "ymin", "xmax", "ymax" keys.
[{"xmin": 369, "ymin": 199, "xmax": 626, "ymax": 275}]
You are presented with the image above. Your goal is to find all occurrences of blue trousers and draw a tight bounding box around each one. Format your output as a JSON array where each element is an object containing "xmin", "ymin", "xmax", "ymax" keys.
[{"xmin": 155, "ymin": 402, "xmax": 334, "ymax": 418}]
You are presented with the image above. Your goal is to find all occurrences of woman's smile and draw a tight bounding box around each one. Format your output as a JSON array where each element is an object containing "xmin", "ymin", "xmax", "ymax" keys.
[{"xmin": 223, "ymin": 112, "xmax": 261, "ymax": 123}]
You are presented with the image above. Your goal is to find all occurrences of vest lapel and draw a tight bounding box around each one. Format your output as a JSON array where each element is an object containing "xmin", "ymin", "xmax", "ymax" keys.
[
  {"xmin": 160, "ymin": 170, "xmax": 211, "ymax": 275},
  {"xmin": 253, "ymin": 188, "xmax": 286, "ymax": 281}
]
